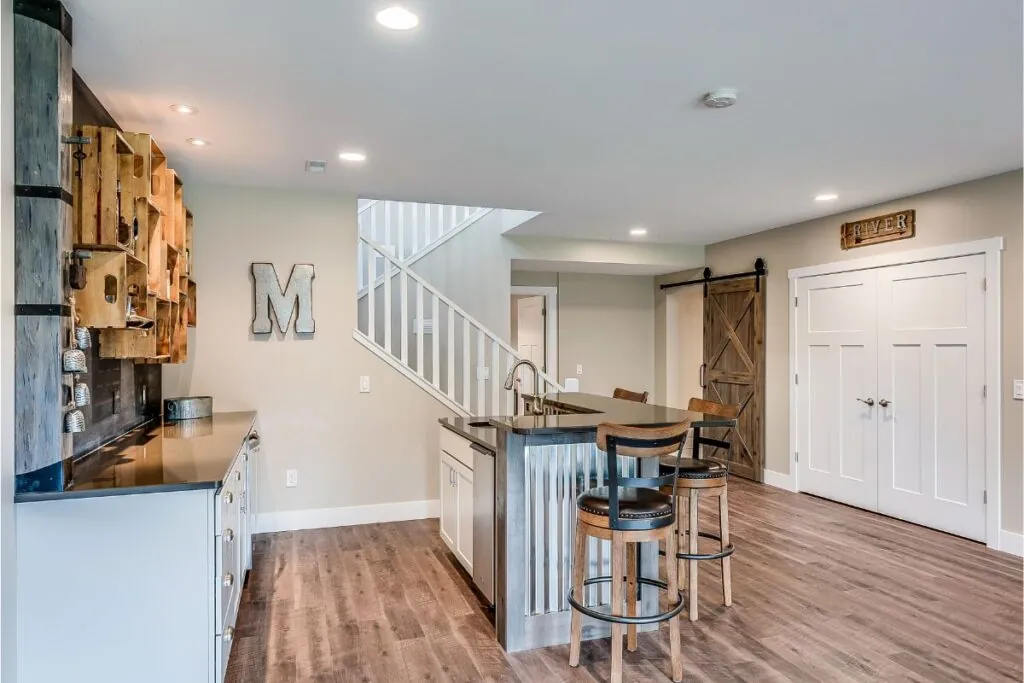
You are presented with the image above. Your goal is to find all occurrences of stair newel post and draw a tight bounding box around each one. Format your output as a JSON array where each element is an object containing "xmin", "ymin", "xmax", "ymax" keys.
[
  {"xmin": 366, "ymin": 239, "xmax": 375, "ymax": 345},
  {"xmin": 476, "ymin": 329, "xmax": 486, "ymax": 415},
  {"xmin": 491, "ymin": 339, "xmax": 500, "ymax": 416},
  {"xmin": 447, "ymin": 305, "xmax": 456, "ymax": 400},
  {"xmin": 462, "ymin": 318, "xmax": 471, "ymax": 412},
  {"xmin": 383, "ymin": 247, "xmax": 392, "ymax": 355},
  {"xmin": 399, "ymin": 269, "xmax": 409, "ymax": 364},
  {"xmin": 415, "ymin": 280, "xmax": 424, "ymax": 377}
]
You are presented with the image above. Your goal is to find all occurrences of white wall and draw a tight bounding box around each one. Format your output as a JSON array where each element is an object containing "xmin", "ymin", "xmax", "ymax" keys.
[
  {"xmin": 671, "ymin": 171, "xmax": 1023, "ymax": 534},
  {"xmin": 0, "ymin": 0, "xmax": 15, "ymax": 677},
  {"xmin": 163, "ymin": 184, "xmax": 455, "ymax": 523}
]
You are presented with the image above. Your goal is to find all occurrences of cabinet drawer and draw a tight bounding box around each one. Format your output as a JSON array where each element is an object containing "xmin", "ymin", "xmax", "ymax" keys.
[{"xmin": 440, "ymin": 427, "xmax": 474, "ymax": 471}]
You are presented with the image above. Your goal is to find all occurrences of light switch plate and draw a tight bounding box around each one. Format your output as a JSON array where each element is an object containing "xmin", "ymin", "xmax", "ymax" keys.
[
  {"xmin": 1013, "ymin": 380, "xmax": 1024, "ymax": 400},
  {"xmin": 286, "ymin": 469, "xmax": 298, "ymax": 488},
  {"xmin": 359, "ymin": 376, "xmax": 370, "ymax": 393},
  {"xmin": 576, "ymin": 364, "xmax": 583, "ymax": 375}
]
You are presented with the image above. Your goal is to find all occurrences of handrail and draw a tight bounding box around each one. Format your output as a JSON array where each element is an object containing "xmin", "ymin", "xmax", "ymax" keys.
[
  {"xmin": 357, "ymin": 199, "xmax": 380, "ymax": 215},
  {"xmin": 359, "ymin": 233, "xmax": 564, "ymax": 393}
]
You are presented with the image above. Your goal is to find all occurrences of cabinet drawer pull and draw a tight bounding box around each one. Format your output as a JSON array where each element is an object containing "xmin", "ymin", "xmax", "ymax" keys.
[
  {"xmin": 223, "ymin": 573, "xmax": 234, "ymax": 587},
  {"xmin": 223, "ymin": 626, "xmax": 234, "ymax": 642},
  {"xmin": 235, "ymin": 470, "xmax": 242, "ymax": 482},
  {"xmin": 224, "ymin": 529, "xmax": 234, "ymax": 542},
  {"xmin": 224, "ymin": 492, "xmax": 234, "ymax": 504}
]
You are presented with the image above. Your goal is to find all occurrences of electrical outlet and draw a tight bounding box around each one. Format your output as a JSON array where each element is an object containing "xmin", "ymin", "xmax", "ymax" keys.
[
  {"xmin": 359, "ymin": 376, "xmax": 370, "ymax": 393},
  {"xmin": 1013, "ymin": 380, "xmax": 1024, "ymax": 401},
  {"xmin": 576, "ymin": 364, "xmax": 583, "ymax": 375},
  {"xmin": 286, "ymin": 469, "xmax": 298, "ymax": 488}
]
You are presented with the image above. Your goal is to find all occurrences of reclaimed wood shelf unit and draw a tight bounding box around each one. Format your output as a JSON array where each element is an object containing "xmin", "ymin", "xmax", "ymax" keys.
[{"xmin": 71, "ymin": 126, "xmax": 195, "ymax": 363}]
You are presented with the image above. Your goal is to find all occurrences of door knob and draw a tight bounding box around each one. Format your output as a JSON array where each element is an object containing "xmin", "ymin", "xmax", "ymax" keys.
[
  {"xmin": 878, "ymin": 399, "xmax": 891, "ymax": 407},
  {"xmin": 856, "ymin": 397, "xmax": 875, "ymax": 407}
]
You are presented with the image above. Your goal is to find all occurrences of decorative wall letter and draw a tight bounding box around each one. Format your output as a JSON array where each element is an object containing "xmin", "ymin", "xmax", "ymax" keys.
[{"xmin": 251, "ymin": 263, "xmax": 315, "ymax": 334}]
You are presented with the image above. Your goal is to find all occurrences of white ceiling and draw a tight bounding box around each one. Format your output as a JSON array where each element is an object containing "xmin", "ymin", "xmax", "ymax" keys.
[{"xmin": 66, "ymin": 1, "xmax": 1022, "ymax": 245}]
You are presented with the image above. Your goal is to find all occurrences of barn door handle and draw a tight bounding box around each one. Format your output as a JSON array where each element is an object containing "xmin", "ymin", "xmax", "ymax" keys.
[
  {"xmin": 856, "ymin": 397, "xmax": 875, "ymax": 407},
  {"xmin": 699, "ymin": 364, "xmax": 706, "ymax": 388}
]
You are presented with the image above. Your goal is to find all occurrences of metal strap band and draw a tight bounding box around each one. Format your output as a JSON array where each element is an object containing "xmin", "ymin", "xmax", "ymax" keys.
[
  {"xmin": 15, "ymin": 184, "xmax": 74, "ymax": 206},
  {"xmin": 13, "ymin": 0, "xmax": 73, "ymax": 46},
  {"xmin": 16, "ymin": 304, "xmax": 71, "ymax": 317}
]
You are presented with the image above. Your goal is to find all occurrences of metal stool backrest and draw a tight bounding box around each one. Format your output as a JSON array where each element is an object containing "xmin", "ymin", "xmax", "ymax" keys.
[
  {"xmin": 612, "ymin": 388, "xmax": 649, "ymax": 403},
  {"xmin": 595, "ymin": 421, "xmax": 691, "ymax": 530}
]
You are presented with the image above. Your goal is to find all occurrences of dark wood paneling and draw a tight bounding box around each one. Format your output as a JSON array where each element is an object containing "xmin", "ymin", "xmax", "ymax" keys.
[
  {"xmin": 702, "ymin": 277, "xmax": 765, "ymax": 481},
  {"xmin": 226, "ymin": 478, "xmax": 1024, "ymax": 683}
]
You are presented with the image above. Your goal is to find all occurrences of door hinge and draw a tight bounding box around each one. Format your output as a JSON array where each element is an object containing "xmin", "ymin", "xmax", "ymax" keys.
[
  {"xmin": 541, "ymin": 307, "xmax": 547, "ymax": 317},
  {"xmin": 982, "ymin": 278, "xmax": 987, "ymax": 291},
  {"xmin": 983, "ymin": 385, "xmax": 987, "ymax": 398},
  {"xmin": 795, "ymin": 452, "xmax": 799, "ymax": 463},
  {"xmin": 794, "ymin": 373, "xmax": 798, "ymax": 385},
  {"xmin": 983, "ymin": 490, "xmax": 987, "ymax": 504},
  {"xmin": 794, "ymin": 296, "xmax": 798, "ymax": 307}
]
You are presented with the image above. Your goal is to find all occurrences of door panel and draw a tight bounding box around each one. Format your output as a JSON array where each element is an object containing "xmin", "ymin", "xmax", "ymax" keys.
[
  {"xmin": 455, "ymin": 468, "xmax": 474, "ymax": 572},
  {"xmin": 439, "ymin": 457, "xmax": 457, "ymax": 552},
  {"xmin": 515, "ymin": 296, "xmax": 545, "ymax": 397},
  {"xmin": 702, "ymin": 278, "xmax": 765, "ymax": 481},
  {"xmin": 877, "ymin": 255, "xmax": 986, "ymax": 540},
  {"xmin": 796, "ymin": 270, "xmax": 878, "ymax": 510}
]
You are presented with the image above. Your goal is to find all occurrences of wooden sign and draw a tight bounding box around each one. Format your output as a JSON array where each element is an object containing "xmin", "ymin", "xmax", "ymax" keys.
[{"xmin": 840, "ymin": 209, "xmax": 915, "ymax": 250}]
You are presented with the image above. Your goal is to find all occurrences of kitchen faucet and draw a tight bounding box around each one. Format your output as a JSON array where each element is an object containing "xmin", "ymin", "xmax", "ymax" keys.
[{"xmin": 503, "ymin": 359, "xmax": 545, "ymax": 416}]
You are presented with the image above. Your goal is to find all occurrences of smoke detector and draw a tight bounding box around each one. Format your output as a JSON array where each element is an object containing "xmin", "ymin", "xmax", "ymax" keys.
[
  {"xmin": 702, "ymin": 88, "xmax": 738, "ymax": 109},
  {"xmin": 305, "ymin": 160, "xmax": 328, "ymax": 173}
]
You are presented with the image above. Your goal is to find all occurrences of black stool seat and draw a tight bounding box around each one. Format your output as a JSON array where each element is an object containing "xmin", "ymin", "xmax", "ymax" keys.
[
  {"xmin": 659, "ymin": 457, "xmax": 727, "ymax": 479},
  {"xmin": 577, "ymin": 487, "xmax": 673, "ymax": 520}
]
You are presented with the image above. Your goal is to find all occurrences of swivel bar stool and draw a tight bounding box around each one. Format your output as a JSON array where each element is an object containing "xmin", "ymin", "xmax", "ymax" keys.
[
  {"xmin": 661, "ymin": 398, "xmax": 738, "ymax": 621},
  {"xmin": 568, "ymin": 421, "xmax": 691, "ymax": 683}
]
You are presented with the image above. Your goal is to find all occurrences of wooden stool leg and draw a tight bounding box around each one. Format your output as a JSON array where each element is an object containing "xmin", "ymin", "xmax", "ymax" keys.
[
  {"xmin": 688, "ymin": 489, "xmax": 699, "ymax": 622},
  {"xmin": 677, "ymin": 496, "xmax": 687, "ymax": 592},
  {"xmin": 610, "ymin": 533, "xmax": 625, "ymax": 683},
  {"xmin": 569, "ymin": 521, "xmax": 587, "ymax": 667},
  {"xmin": 720, "ymin": 487, "xmax": 732, "ymax": 607},
  {"xmin": 665, "ymin": 526, "xmax": 683, "ymax": 682},
  {"xmin": 626, "ymin": 541, "xmax": 638, "ymax": 651}
]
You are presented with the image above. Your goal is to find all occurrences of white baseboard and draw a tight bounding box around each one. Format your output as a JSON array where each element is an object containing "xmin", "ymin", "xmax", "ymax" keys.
[
  {"xmin": 257, "ymin": 499, "xmax": 439, "ymax": 534},
  {"xmin": 763, "ymin": 469, "xmax": 797, "ymax": 492},
  {"xmin": 998, "ymin": 529, "xmax": 1024, "ymax": 557}
]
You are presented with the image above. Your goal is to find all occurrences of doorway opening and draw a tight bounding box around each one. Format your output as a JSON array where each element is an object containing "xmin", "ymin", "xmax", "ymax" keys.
[{"xmin": 510, "ymin": 286, "xmax": 558, "ymax": 395}]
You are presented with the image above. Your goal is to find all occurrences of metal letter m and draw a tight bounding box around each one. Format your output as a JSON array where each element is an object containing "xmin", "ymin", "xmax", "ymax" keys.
[{"xmin": 251, "ymin": 263, "xmax": 315, "ymax": 334}]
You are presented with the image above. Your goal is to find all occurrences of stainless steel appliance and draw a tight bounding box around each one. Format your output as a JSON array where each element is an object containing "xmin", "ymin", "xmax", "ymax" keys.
[{"xmin": 471, "ymin": 442, "xmax": 495, "ymax": 606}]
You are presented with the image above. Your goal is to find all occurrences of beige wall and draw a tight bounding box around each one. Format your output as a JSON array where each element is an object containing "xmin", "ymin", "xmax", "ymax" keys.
[
  {"xmin": 654, "ymin": 268, "xmax": 703, "ymax": 407},
  {"xmin": 685, "ymin": 170, "xmax": 1022, "ymax": 534},
  {"xmin": 163, "ymin": 184, "xmax": 454, "ymax": 516},
  {"xmin": 557, "ymin": 273, "xmax": 656, "ymax": 397}
]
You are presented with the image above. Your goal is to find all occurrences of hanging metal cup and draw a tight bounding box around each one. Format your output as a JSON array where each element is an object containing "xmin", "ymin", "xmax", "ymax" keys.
[
  {"xmin": 73, "ymin": 382, "xmax": 91, "ymax": 408},
  {"xmin": 75, "ymin": 326, "xmax": 91, "ymax": 350},
  {"xmin": 64, "ymin": 409, "xmax": 85, "ymax": 433},
  {"xmin": 62, "ymin": 348, "xmax": 87, "ymax": 374}
]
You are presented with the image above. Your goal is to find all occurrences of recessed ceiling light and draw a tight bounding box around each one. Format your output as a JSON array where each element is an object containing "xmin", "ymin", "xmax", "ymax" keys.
[
  {"xmin": 339, "ymin": 151, "xmax": 367, "ymax": 162},
  {"xmin": 815, "ymin": 193, "xmax": 838, "ymax": 201},
  {"xmin": 376, "ymin": 6, "xmax": 419, "ymax": 30},
  {"xmin": 186, "ymin": 138, "xmax": 210, "ymax": 147},
  {"xmin": 170, "ymin": 103, "xmax": 197, "ymax": 115},
  {"xmin": 629, "ymin": 227, "xmax": 648, "ymax": 236}
]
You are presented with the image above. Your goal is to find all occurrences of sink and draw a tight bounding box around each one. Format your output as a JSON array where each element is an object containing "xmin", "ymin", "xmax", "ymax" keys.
[{"xmin": 467, "ymin": 420, "xmax": 496, "ymax": 428}]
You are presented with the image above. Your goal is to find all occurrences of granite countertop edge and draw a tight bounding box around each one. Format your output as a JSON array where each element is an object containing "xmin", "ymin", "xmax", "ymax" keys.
[
  {"xmin": 15, "ymin": 411, "xmax": 257, "ymax": 504},
  {"xmin": 438, "ymin": 418, "xmax": 497, "ymax": 452}
]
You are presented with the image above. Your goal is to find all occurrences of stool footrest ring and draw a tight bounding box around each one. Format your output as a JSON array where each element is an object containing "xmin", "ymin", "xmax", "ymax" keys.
[
  {"xmin": 658, "ymin": 530, "xmax": 736, "ymax": 561},
  {"xmin": 567, "ymin": 576, "xmax": 685, "ymax": 625}
]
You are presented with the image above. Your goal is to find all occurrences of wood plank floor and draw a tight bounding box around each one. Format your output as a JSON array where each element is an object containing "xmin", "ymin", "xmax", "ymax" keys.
[{"xmin": 227, "ymin": 478, "xmax": 1023, "ymax": 682}]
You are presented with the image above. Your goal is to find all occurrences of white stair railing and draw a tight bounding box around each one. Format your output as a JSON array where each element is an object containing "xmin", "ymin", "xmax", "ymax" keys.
[
  {"xmin": 354, "ymin": 234, "xmax": 563, "ymax": 417},
  {"xmin": 357, "ymin": 200, "xmax": 493, "ymax": 294}
]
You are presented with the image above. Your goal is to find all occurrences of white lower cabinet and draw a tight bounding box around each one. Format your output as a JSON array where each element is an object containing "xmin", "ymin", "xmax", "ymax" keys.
[{"xmin": 439, "ymin": 427, "xmax": 475, "ymax": 573}]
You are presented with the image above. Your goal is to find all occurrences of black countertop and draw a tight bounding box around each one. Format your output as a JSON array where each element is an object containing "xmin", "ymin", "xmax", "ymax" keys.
[
  {"xmin": 15, "ymin": 411, "xmax": 257, "ymax": 502},
  {"xmin": 439, "ymin": 417, "xmax": 498, "ymax": 452},
  {"xmin": 441, "ymin": 393, "xmax": 734, "ymax": 441}
]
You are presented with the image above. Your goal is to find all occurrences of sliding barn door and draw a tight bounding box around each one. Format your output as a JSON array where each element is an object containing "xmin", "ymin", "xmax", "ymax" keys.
[{"xmin": 703, "ymin": 278, "xmax": 765, "ymax": 481}]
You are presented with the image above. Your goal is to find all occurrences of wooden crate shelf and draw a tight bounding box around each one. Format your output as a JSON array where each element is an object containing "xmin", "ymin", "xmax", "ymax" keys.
[
  {"xmin": 186, "ymin": 279, "xmax": 197, "ymax": 328},
  {"xmin": 75, "ymin": 128, "xmax": 196, "ymax": 363}
]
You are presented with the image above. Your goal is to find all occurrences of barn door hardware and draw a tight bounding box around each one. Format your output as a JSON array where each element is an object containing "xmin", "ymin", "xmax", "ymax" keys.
[{"xmin": 660, "ymin": 258, "xmax": 768, "ymax": 296}]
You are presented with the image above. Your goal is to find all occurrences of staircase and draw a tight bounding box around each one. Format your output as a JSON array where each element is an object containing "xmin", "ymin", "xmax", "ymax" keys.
[
  {"xmin": 353, "ymin": 200, "xmax": 562, "ymax": 416},
  {"xmin": 357, "ymin": 199, "xmax": 492, "ymax": 295}
]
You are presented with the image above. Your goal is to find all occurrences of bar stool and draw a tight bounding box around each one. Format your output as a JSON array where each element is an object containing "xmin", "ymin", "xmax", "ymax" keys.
[
  {"xmin": 568, "ymin": 421, "xmax": 690, "ymax": 683},
  {"xmin": 612, "ymin": 387, "xmax": 650, "ymax": 403},
  {"xmin": 661, "ymin": 398, "xmax": 738, "ymax": 621}
]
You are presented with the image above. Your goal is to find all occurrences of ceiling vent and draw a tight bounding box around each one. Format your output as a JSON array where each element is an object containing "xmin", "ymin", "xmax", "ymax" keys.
[
  {"xmin": 702, "ymin": 89, "xmax": 738, "ymax": 109},
  {"xmin": 305, "ymin": 160, "xmax": 328, "ymax": 173}
]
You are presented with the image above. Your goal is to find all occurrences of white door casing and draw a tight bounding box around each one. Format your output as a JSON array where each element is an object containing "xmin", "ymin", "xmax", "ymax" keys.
[
  {"xmin": 796, "ymin": 270, "xmax": 879, "ymax": 510},
  {"xmin": 516, "ymin": 295, "xmax": 546, "ymax": 396},
  {"xmin": 876, "ymin": 255, "xmax": 987, "ymax": 540}
]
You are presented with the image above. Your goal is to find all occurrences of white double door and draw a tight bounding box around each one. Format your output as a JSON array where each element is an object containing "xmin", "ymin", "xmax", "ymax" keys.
[{"xmin": 796, "ymin": 254, "xmax": 987, "ymax": 541}]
